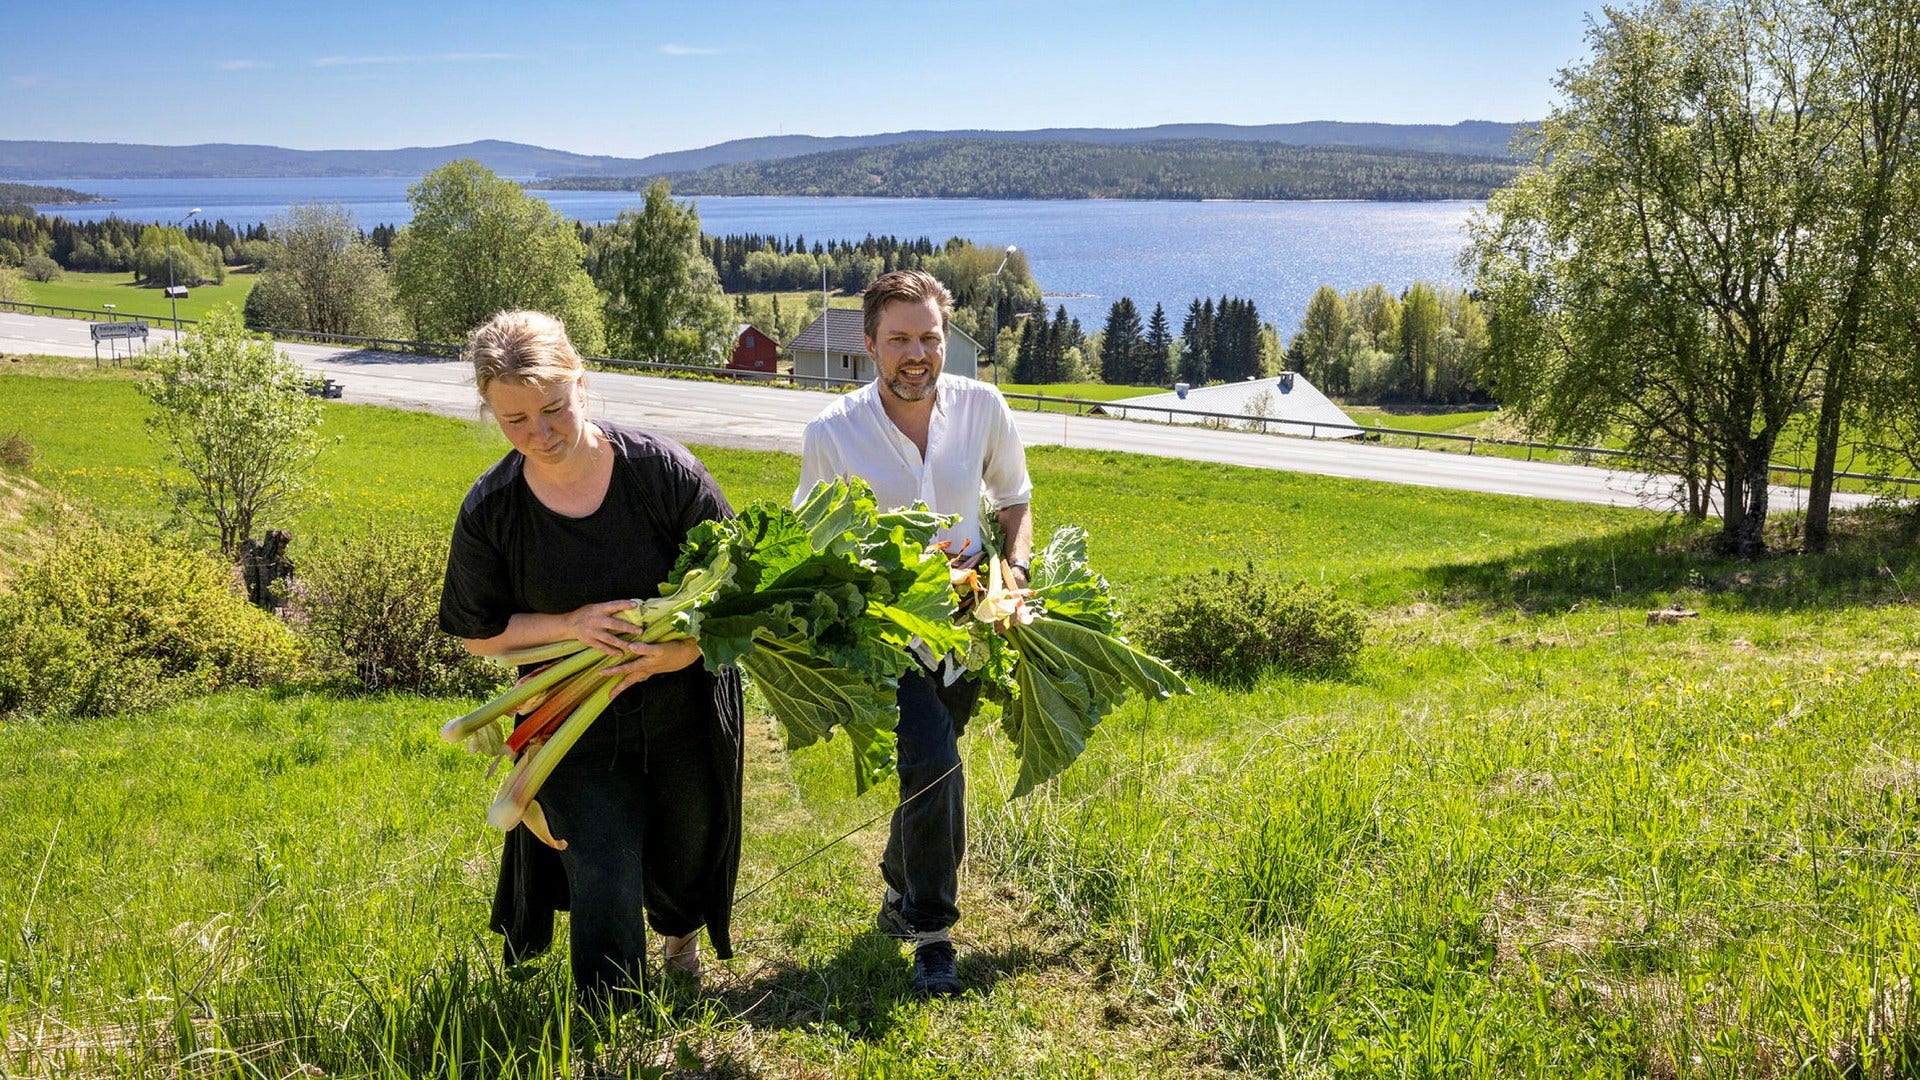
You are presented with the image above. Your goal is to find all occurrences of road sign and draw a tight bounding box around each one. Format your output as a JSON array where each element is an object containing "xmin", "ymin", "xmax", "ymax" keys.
[{"xmin": 90, "ymin": 321, "xmax": 148, "ymax": 342}]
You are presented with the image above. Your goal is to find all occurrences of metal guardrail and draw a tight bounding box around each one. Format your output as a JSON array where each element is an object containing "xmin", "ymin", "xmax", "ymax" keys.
[
  {"xmin": 1002, "ymin": 391, "xmax": 1920, "ymax": 493},
  {"xmin": 6, "ymin": 299, "xmax": 1916, "ymax": 491}
]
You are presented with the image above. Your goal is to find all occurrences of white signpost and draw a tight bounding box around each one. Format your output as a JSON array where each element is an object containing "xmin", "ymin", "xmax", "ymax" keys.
[{"xmin": 90, "ymin": 320, "xmax": 149, "ymax": 365}]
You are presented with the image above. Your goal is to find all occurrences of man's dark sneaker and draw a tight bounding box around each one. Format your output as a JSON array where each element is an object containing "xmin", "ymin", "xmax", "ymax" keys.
[
  {"xmin": 876, "ymin": 891, "xmax": 915, "ymax": 940},
  {"xmin": 909, "ymin": 939, "xmax": 962, "ymax": 997}
]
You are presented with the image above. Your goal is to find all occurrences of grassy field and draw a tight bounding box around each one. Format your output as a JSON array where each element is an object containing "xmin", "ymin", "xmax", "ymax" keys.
[
  {"xmin": 4, "ymin": 360, "xmax": 1920, "ymax": 1077},
  {"xmin": 10, "ymin": 268, "xmax": 258, "ymax": 325},
  {"xmin": 1343, "ymin": 406, "xmax": 1501, "ymax": 436},
  {"xmin": 736, "ymin": 289, "xmax": 862, "ymax": 311}
]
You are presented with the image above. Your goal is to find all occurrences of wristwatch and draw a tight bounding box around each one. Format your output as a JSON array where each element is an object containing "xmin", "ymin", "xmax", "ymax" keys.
[{"xmin": 1008, "ymin": 560, "xmax": 1031, "ymax": 578}]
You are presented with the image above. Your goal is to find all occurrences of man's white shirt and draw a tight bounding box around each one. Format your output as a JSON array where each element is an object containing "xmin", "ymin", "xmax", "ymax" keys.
[{"xmin": 795, "ymin": 373, "xmax": 1032, "ymax": 559}]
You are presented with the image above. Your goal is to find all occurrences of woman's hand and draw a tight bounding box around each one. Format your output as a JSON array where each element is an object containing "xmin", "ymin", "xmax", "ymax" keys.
[
  {"xmin": 604, "ymin": 638, "xmax": 703, "ymax": 699},
  {"xmin": 562, "ymin": 599, "xmax": 644, "ymax": 657}
]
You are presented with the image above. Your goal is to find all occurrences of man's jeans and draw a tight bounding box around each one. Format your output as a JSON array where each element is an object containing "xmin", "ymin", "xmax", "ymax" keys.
[{"xmin": 880, "ymin": 669, "xmax": 981, "ymax": 933}]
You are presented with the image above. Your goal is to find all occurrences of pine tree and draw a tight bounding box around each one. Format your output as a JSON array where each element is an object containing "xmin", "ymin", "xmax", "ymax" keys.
[
  {"xmin": 1142, "ymin": 302, "xmax": 1174, "ymax": 385},
  {"xmin": 1099, "ymin": 297, "xmax": 1144, "ymax": 385},
  {"xmin": 1180, "ymin": 298, "xmax": 1213, "ymax": 385},
  {"xmin": 1014, "ymin": 310, "xmax": 1043, "ymax": 383},
  {"xmin": 1045, "ymin": 305, "xmax": 1073, "ymax": 383}
]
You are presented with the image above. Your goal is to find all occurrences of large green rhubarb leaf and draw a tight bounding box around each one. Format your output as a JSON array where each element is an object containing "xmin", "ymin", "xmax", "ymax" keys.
[{"xmin": 740, "ymin": 635, "xmax": 900, "ymax": 793}]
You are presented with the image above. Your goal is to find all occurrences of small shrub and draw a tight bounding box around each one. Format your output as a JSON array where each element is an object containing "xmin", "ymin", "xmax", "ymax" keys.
[
  {"xmin": 0, "ymin": 430, "xmax": 33, "ymax": 469},
  {"xmin": 0, "ymin": 519, "xmax": 302, "ymax": 719},
  {"xmin": 20, "ymin": 254, "xmax": 60, "ymax": 282},
  {"xmin": 294, "ymin": 520, "xmax": 504, "ymax": 696},
  {"xmin": 1136, "ymin": 567, "xmax": 1365, "ymax": 684}
]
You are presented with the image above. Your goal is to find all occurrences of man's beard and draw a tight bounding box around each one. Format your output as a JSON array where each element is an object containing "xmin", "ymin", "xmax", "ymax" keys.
[{"xmin": 884, "ymin": 374, "xmax": 933, "ymax": 402}]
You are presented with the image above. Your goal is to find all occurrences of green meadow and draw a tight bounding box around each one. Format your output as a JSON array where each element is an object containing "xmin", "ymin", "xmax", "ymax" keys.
[
  {"xmin": 3, "ymin": 357, "xmax": 1919, "ymax": 1077},
  {"xmin": 10, "ymin": 269, "xmax": 259, "ymax": 325}
]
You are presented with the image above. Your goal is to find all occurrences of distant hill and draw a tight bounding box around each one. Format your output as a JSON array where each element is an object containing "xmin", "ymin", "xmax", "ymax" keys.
[
  {"xmin": 607, "ymin": 121, "xmax": 1528, "ymax": 176},
  {"xmin": 0, "ymin": 139, "xmax": 658, "ymax": 180},
  {"xmin": 0, "ymin": 122, "xmax": 1528, "ymax": 181},
  {"xmin": 535, "ymin": 138, "xmax": 1521, "ymax": 202}
]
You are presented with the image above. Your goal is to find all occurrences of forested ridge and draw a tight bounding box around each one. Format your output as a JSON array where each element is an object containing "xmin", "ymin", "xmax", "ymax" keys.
[
  {"xmin": 0, "ymin": 182, "xmax": 104, "ymax": 207},
  {"xmin": 535, "ymin": 139, "xmax": 1519, "ymax": 201}
]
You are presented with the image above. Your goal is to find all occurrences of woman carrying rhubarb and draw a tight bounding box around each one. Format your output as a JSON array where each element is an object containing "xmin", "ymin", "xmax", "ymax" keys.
[{"xmin": 438, "ymin": 309, "xmax": 744, "ymax": 1005}]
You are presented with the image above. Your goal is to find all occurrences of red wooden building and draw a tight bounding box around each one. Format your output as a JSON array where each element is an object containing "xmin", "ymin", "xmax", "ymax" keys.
[{"xmin": 725, "ymin": 323, "xmax": 780, "ymax": 376}]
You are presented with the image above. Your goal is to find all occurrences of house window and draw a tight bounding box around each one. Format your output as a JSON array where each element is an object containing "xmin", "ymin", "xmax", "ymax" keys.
[
  {"xmin": 743, "ymin": 332, "xmax": 755, "ymax": 347},
  {"xmin": 840, "ymin": 355, "xmax": 850, "ymax": 370}
]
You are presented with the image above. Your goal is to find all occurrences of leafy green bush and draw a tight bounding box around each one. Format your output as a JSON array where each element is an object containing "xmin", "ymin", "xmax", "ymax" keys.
[
  {"xmin": 20, "ymin": 254, "xmax": 59, "ymax": 282},
  {"xmin": 293, "ymin": 520, "xmax": 504, "ymax": 696},
  {"xmin": 1136, "ymin": 567, "xmax": 1364, "ymax": 684},
  {"xmin": 0, "ymin": 520, "xmax": 302, "ymax": 719}
]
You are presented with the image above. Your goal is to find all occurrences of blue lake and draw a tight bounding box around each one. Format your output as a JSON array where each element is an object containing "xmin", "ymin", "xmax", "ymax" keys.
[{"xmin": 32, "ymin": 177, "xmax": 1480, "ymax": 330}]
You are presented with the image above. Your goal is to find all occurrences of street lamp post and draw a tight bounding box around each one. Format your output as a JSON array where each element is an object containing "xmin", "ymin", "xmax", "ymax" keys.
[
  {"xmin": 166, "ymin": 208, "xmax": 201, "ymax": 338},
  {"xmin": 989, "ymin": 245, "xmax": 1018, "ymax": 386}
]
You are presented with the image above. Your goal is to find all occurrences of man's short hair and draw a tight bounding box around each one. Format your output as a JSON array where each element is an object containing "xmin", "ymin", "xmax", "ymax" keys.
[{"xmin": 862, "ymin": 269, "xmax": 953, "ymax": 342}]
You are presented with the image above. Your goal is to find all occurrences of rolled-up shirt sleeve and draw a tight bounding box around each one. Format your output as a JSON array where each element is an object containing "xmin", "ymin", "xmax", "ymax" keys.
[{"xmin": 981, "ymin": 393, "xmax": 1032, "ymax": 511}]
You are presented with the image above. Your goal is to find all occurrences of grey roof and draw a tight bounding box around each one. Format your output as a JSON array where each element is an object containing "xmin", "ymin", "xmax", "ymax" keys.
[
  {"xmin": 1106, "ymin": 372, "xmax": 1360, "ymax": 439},
  {"xmin": 787, "ymin": 308, "xmax": 867, "ymax": 353}
]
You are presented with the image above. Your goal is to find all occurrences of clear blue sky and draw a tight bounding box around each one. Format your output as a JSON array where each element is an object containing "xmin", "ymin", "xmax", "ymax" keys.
[{"xmin": 2, "ymin": 1, "xmax": 1600, "ymax": 158}]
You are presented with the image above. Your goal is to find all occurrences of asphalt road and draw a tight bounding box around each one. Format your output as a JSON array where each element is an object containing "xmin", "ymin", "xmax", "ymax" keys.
[{"xmin": 2, "ymin": 310, "xmax": 1869, "ymax": 512}]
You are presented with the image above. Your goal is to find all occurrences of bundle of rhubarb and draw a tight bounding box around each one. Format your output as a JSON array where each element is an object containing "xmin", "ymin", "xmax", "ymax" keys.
[
  {"xmin": 440, "ymin": 477, "xmax": 966, "ymax": 847},
  {"xmin": 954, "ymin": 526, "xmax": 1191, "ymax": 797}
]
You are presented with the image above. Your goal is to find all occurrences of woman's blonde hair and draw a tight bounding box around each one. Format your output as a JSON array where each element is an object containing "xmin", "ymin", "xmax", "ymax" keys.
[{"xmin": 465, "ymin": 310, "xmax": 584, "ymax": 404}]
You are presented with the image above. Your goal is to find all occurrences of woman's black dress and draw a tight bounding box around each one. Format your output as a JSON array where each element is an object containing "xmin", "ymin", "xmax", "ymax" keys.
[{"xmin": 439, "ymin": 423, "xmax": 744, "ymax": 998}]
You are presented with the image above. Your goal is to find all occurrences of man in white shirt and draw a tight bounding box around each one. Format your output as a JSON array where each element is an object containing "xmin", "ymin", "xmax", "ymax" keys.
[{"xmin": 796, "ymin": 269, "xmax": 1032, "ymax": 997}]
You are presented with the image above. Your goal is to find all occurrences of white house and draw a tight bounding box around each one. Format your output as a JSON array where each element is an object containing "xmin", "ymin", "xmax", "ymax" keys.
[
  {"xmin": 788, "ymin": 308, "xmax": 984, "ymax": 386},
  {"xmin": 1104, "ymin": 372, "xmax": 1361, "ymax": 438}
]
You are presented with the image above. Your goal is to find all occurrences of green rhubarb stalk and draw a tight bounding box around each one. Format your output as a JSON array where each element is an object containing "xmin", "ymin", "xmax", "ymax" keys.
[
  {"xmin": 440, "ymin": 647, "xmax": 602, "ymax": 745},
  {"xmin": 488, "ymin": 678, "xmax": 617, "ymax": 833},
  {"xmin": 492, "ymin": 639, "xmax": 587, "ymax": 666}
]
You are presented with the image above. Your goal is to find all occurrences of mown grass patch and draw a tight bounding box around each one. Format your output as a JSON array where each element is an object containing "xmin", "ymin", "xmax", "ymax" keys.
[
  {"xmin": 14, "ymin": 268, "xmax": 257, "ymax": 325},
  {"xmin": 1343, "ymin": 406, "xmax": 1500, "ymax": 435},
  {"xmin": 5, "ymin": 364, "xmax": 1920, "ymax": 1076}
]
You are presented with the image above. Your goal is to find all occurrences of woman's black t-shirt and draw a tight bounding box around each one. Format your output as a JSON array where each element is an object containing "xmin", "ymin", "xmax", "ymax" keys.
[
  {"xmin": 438, "ymin": 422, "xmax": 733, "ymax": 714},
  {"xmin": 439, "ymin": 422, "xmax": 747, "ymax": 962}
]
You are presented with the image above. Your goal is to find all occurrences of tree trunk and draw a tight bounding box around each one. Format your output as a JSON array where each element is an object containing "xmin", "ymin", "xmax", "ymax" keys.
[
  {"xmin": 1737, "ymin": 451, "xmax": 1772, "ymax": 558},
  {"xmin": 1804, "ymin": 355, "xmax": 1849, "ymax": 554},
  {"xmin": 1719, "ymin": 448, "xmax": 1747, "ymax": 555}
]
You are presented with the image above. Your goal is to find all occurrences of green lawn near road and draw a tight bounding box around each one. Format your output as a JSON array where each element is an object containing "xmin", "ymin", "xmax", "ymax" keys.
[
  {"xmin": 5, "ymin": 364, "xmax": 1920, "ymax": 1077},
  {"xmin": 11, "ymin": 267, "xmax": 258, "ymax": 325},
  {"xmin": 1343, "ymin": 406, "xmax": 1501, "ymax": 434},
  {"xmin": 998, "ymin": 381, "xmax": 1161, "ymax": 402}
]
